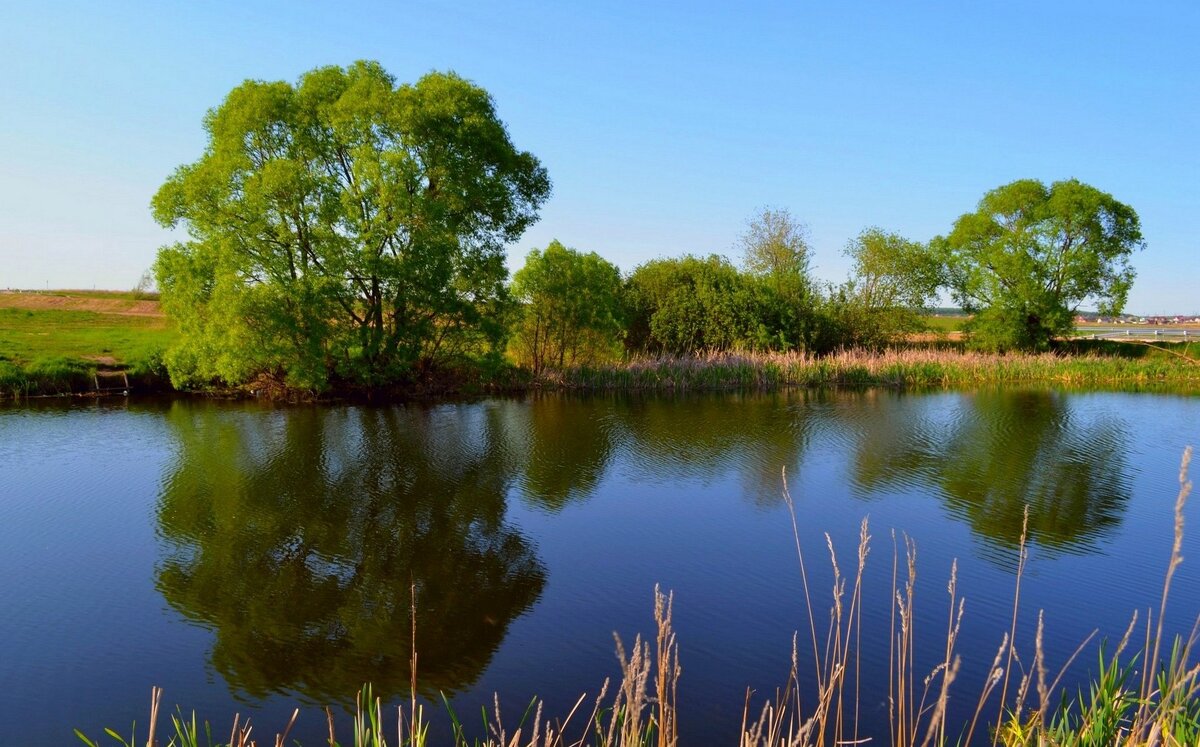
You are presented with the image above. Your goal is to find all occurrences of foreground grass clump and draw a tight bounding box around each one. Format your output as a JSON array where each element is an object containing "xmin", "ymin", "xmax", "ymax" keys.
[
  {"xmin": 548, "ymin": 348, "xmax": 1200, "ymax": 391},
  {"xmin": 78, "ymin": 449, "xmax": 1198, "ymax": 746},
  {"xmin": 22, "ymin": 355, "xmax": 96, "ymax": 393}
]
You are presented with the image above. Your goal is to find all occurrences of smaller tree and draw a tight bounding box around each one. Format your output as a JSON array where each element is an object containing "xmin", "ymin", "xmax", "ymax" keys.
[
  {"xmin": 937, "ymin": 178, "xmax": 1143, "ymax": 351},
  {"xmin": 738, "ymin": 207, "xmax": 817, "ymax": 349},
  {"xmin": 511, "ymin": 241, "xmax": 624, "ymax": 374},
  {"xmin": 835, "ymin": 228, "xmax": 942, "ymax": 348},
  {"xmin": 739, "ymin": 207, "xmax": 812, "ymax": 279},
  {"xmin": 625, "ymin": 255, "xmax": 770, "ymax": 355},
  {"xmin": 131, "ymin": 269, "xmax": 157, "ymax": 300}
]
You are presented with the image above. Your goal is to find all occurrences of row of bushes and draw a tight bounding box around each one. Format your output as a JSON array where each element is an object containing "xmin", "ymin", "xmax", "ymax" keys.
[{"xmin": 506, "ymin": 230, "xmax": 935, "ymax": 375}]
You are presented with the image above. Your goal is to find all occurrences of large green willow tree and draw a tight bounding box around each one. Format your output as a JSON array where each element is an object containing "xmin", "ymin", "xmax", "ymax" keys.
[
  {"xmin": 153, "ymin": 62, "xmax": 551, "ymax": 389},
  {"xmin": 936, "ymin": 179, "xmax": 1143, "ymax": 351}
]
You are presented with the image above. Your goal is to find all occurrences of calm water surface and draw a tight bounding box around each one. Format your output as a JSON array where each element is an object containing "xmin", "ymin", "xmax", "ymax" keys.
[{"xmin": 1, "ymin": 389, "xmax": 1198, "ymax": 744}]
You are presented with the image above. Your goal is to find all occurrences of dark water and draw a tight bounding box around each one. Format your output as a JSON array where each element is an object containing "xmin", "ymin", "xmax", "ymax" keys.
[{"xmin": 1, "ymin": 389, "xmax": 1197, "ymax": 744}]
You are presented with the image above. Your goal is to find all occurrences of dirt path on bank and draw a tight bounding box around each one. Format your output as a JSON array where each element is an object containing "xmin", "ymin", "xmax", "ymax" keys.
[{"xmin": 0, "ymin": 291, "xmax": 163, "ymax": 317}]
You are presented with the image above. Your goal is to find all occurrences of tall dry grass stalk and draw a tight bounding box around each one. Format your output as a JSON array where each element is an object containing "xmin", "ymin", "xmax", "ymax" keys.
[
  {"xmin": 993, "ymin": 507, "xmax": 1030, "ymax": 747},
  {"xmin": 1126, "ymin": 444, "xmax": 1197, "ymax": 745},
  {"xmin": 747, "ymin": 471, "xmax": 970, "ymax": 747}
]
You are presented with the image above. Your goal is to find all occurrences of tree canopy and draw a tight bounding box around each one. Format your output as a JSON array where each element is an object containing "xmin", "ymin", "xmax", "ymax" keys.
[
  {"xmin": 826, "ymin": 228, "xmax": 942, "ymax": 349},
  {"xmin": 936, "ymin": 179, "xmax": 1143, "ymax": 351},
  {"xmin": 739, "ymin": 207, "xmax": 812, "ymax": 280},
  {"xmin": 738, "ymin": 207, "xmax": 817, "ymax": 350},
  {"xmin": 153, "ymin": 61, "xmax": 550, "ymax": 389},
  {"xmin": 624, "ymin": 255, "xmax": 778, "ymax": 354},
  {"xmin": 510, "ymin": 240, "xmax": 624, "ymax": 374}
]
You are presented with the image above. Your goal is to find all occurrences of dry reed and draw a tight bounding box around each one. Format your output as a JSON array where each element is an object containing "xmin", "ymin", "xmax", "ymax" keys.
[{"xmin": 547, "ymin": 348, "xmax": 1200, "ymax": 392}]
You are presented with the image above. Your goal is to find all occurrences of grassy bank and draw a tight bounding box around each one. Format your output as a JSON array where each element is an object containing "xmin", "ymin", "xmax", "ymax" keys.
[
  {"xmin": 0, "ymin": 292, "xmax": 173, "ymax": 397},
  {"xmin": 7, "ymin": 345, "xmax": 1200, "ymax": 400},
  {"xmin": 77, "ymin": 449, "xmax": 1198, "ymax": 746}
]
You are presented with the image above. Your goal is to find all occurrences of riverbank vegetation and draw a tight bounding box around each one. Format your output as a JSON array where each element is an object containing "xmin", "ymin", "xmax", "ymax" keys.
[
  {"xmin": 77, "ymin": 448, "xmax": 1198, "ymax": 746},
  {"xmin": 3, "ymin": 291, "xmax": 1198, "ymax": 400},
  {"xmin": 124, "ymin": 60, "xmax": 1153, "ymax": 399},
  {"xmin": 546, "ymin": 347, "xmax": 1200, "ymax": 392}
]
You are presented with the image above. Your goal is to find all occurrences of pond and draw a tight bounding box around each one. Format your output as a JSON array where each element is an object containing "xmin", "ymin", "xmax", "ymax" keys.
[{"xmin": 1, "ymin": 389, "xmax": 1198, "ymax": 744}]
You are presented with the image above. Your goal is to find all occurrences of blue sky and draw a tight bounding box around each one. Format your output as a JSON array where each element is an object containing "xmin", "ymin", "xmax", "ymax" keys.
[{"xmin": 1, "ymin": 1, "xmax": 1196, "ymax": 313}]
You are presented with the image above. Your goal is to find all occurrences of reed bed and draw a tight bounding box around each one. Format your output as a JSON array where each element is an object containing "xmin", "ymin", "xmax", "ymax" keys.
[
  {"xmin": 546, "ymin": 348, "xmax": 1200, "ymax": 392},
  {"xmin": 78, "ymin": 449, "xmax": 1198, "ymax": 747}
]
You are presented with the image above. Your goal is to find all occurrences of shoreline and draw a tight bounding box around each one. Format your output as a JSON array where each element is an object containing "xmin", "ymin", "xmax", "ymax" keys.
[{"xmin": 5, "ymin": 345, "xmax": 1200, "ymax": 403}]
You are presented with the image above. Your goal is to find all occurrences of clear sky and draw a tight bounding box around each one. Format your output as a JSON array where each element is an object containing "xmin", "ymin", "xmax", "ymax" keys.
[{"xmin": 1, "ymin": 1, "xmax": 1196, "ymax": 313}]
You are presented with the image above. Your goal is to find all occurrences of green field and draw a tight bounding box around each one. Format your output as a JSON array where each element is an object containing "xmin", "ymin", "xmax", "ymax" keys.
[
  {"xmin": 0, "ymin": 294, "xmax": 177, "ymax": 396},
  {"xmin": 0, "ymin": 307, "xmax": 174, "ymax": 366},
  {"xmin": 922, "ymin": 314, "xmax": 968, "ymax": 332}
]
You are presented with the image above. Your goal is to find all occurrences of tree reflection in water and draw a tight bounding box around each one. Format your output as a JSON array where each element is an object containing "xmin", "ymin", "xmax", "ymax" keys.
[
  {"xmin": 517, "ymin": 394, "xmax": 616, "ymax": 512},
  {"xmin": 156, "ymin": 402, "xmax": 546, "ymax": 703},
  {"xmin": 612, "ymin": 390, "xmax": 818, "ymax": 507},
  {"xmin": 850, "ymin": 389, "xmax": 1131, "ymax": 553},
  {"xmin": 514, "ymin": 391, "xmax": 817, "ymax": 512},
  {"xmin": 153, "ymin": 389, "xmax": 1133, "ymax": 706}
]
